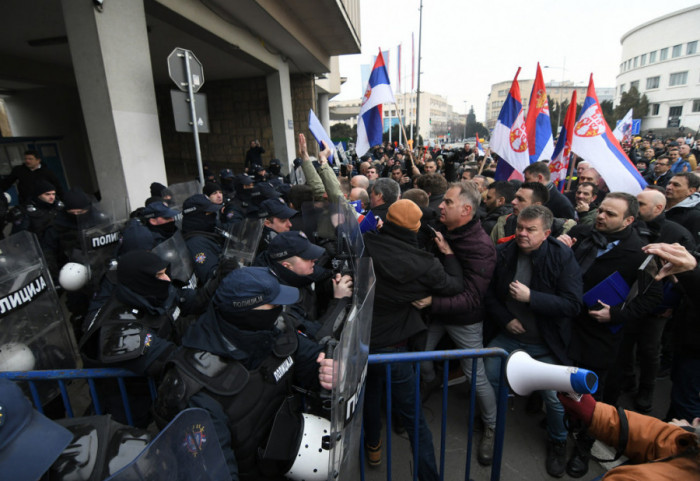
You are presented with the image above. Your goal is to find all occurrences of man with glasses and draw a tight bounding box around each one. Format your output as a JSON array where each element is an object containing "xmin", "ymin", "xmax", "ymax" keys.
[{"xmin": 644, "ymin": 155, "xmax": 673, "ymax": 188}]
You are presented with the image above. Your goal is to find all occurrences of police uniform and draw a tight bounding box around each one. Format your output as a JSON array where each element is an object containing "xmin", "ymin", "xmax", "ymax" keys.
[
  {"xmin": 181, "ymin": 194, "xmax": 224, "ymax": 284},
  {"xmin": 154, "ymin": 267, "xmax": 324, "ymax": 481}
]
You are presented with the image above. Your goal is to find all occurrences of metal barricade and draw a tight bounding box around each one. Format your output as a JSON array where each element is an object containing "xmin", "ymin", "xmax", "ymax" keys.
[
  {"xmin": 0, "ymin": 368, "xmax": 155, "ymax": 427},
  {"xmin": 364, "ymin": 348, "xmax": 509, "ymax": 481}
]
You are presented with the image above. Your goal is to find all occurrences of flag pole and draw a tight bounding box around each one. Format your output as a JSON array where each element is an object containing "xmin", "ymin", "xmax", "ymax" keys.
[
  {"xmin": 393, "ymin": 101, "xmax": 420, "ymax": 176},
  {"xmin": 565, "ymin": 153, "xmax": 577, "ymax": 192}
]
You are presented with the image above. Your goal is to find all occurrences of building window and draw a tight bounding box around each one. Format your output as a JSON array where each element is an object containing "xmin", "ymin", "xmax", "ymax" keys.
[
  {"xmin": 651, "ymin": 104, "xmax": 660, "ymax": 116},
  {"xmin": 672, "ymin": 44, "xmax": 682, "ymax": 58},
  {"xmin": 619, "ymin": 84, "xmax": 625, "ymax": 94},
  {"xmin": 669, "ymin": 71, "xmax": 688, "ymax": 86},
  {"xmin": 633, "ymin": 56, "xmax": 639, "ymax": 67},
  {"xmin": 688, "ymin": 41, "xmax": 698, "ymax": 55},
  {"xmin": 693, "ymin": 99, "xmax": 700, "ymax": 112},
  {"xmin": 646, "ymin": 76, "xmax": 660, "ymax": 89},
  {"xmin": 669, "ymin": 106, "xmax": 683, "ymax": 117},
  {"xmin": 660, "ymin": 48, "xmax": 668, "ymax": 61},
  {"xmin": 641, "ymin": 53, "xmax": 647, "ymax": 66},
  {"xmin": 649, "ymin": 51, "xmax": 657, "ymax": 63},
  {"xmin": 630, "ymin": 80, "xmax": 639, "ymax": 91}
]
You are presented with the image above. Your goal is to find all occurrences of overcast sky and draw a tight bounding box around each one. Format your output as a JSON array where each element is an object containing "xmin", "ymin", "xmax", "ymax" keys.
[{"xmin": 335, "ymin": 0, "xmax": 698, "ymax": 121}]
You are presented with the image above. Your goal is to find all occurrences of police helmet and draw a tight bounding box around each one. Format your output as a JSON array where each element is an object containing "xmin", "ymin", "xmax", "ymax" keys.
[
  {"xmin": 59, "ymin": 262, "xmax": 89, "ymax": 291},
  {"xmin": 285, "ymin": 414, "xmax": 331, "ymax": 481},
  {"xmin": 0, "ymin": 342, "xmax": 36, "ymax": 371}
]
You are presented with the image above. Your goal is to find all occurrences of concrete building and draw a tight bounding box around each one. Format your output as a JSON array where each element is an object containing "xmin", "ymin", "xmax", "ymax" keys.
[
  {"xmin": 0, "ymin": 0, "xmax": 360, "ymax": 211},
  {"xmin": 329, "ymin": 91, "xmax": 464, "ymax": 142},
  {"xmin": 485, "ymin": 80, "xmax": 614, "ymax": 131},
  {"xmin": 617, "ymin": 5, "xmax": 700, "ymax": 133}
]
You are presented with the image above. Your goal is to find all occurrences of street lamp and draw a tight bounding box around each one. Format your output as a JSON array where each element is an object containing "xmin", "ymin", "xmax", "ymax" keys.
[{"xmin": 543, "ymin": 59, "xmax": 566, "ymax": 134}]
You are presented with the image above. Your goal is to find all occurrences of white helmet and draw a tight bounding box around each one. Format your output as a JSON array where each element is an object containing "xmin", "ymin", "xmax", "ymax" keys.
[
  {"xmin": 59, "ymin": 262, "xmax": 89, "ymax": 291},
  {"xmin": 285, "ymin": 414, "xmax": 331, "ymax": 481},
  {"xmin": 0, "ymin": 342, "xmax": 36, "ymax": 371}
]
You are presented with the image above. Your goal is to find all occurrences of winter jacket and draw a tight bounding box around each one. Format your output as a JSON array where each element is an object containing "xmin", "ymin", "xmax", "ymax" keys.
[
  {"xmin": 567, "ymin": 224, "xmax": 663, "ymax": 369},
  {"xmin": 484, "ymin": 236, "xmax": 582, "ymax": 364},
  {"xmin": 363, "ymin": 222, "xmax": 464, "ymax": 349},
  {"xmin": 665, "ymin": 192, "xmax": 700, "ymax": 244},
  {"xmin": 480, "ymin": 204, "xmax": 512, "ymax": 236},
  {"xmin": 590, "ymin": 402, "xmax": 700, "ymax": 481},
  {"xmin": 430, "ymin": 218, "xmax": 496, "ymax": 325}
]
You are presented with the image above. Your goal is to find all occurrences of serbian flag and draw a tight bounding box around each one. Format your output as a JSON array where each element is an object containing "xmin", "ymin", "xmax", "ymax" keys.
[
  {"xmin": 356, "ymin": 50, "xmax": 395, "ymax": 157},
  {"xmin": 525, "ymin": 63, "xmax": 554, "ymax": 163},
  {"xmin": 550, "ymin": 90, "xmax": 577, "ymax": 187},
  {"xmin": 490, "ymin": 67, "xmax": 530, "ymax": 176},
  {"xmin": 475, "ymin": 133, "xmax": 485, "ymax": 156},
  {"xmin": 571, "ymin": 75, "xmax": 646, "ymax": 194},
  {"xmin": 612, "ymin": 108, "xmax": 633, "ymax": 143}
]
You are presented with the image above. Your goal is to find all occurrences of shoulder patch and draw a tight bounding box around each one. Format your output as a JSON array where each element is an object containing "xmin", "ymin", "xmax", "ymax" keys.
[{"xmin": 194, "ymin": 252, "xmax": 207, "ymax": 264}]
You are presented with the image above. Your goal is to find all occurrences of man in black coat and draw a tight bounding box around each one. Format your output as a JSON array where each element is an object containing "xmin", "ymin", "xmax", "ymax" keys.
[
  {"xmin": 558, "ymin": 192, "xmax": 663, "ymax": 478},
  {"xmin": 484, "ymin": 205, "xmax": 582, "ymax": 477},
  {"xmin": 0, "ymin": 150, "xmax": 64, "ymax": 204},
  {"xmin": 524, "ymin": 161, "xmax": 575, "ymax": 219},
  {"xmin": 664, "ymin": 172, "xmax": 700, "ymax": 244},
  {"xmin": 363, "ymin": 199, "xmax": 464, "ymax": 480},
  {"xmin": 608, "ymin": 189, "xmax": 696, "ymax": 413},
  {"xmin": 368, "ymin": 177, "xmax": 400, "ymax": 221}
]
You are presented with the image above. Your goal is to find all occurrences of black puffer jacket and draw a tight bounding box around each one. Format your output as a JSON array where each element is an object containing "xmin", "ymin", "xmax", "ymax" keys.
[{"xmin": 364, "ymin": 222, "xmax": 464, "ymax": 349}]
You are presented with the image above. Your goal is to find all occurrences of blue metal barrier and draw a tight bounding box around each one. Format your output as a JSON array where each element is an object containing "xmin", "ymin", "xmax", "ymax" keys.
[
  {"xmin": 1, "ymin": 347, "xmax": 509, "ymax": 481},
  {"xmin": 365, "ymin": 348, "xmax": 509, "ymax": 481},
  {"xmin": 0, "ymin": 368, "xmax": 155, "ymax": 427}
]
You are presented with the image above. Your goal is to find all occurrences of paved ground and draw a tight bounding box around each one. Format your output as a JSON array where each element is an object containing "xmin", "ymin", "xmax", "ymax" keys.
[{"xmin": 363, "ymin": 374, "xmax": 672, "ymax": 481}]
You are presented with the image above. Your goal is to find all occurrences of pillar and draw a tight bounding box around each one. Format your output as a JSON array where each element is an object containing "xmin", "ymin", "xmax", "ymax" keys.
[{"xmin": 266, "ymin": 59, "xmax": 296, "ymax": 175}]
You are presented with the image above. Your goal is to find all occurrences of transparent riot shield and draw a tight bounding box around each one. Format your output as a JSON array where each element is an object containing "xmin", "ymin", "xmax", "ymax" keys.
[
  {"xmin": 104, "ymin": 408, "xmax": 230, "ymax": 481},
  {"xmin": 78, "ymin": 199, "xmax": 129, "ymax": 290},
  {"xmin": 167, "ymin": 180, "xmax": 201, "ymax": 229},
  {"xmin": 0, "ymin": 231, "xmax": 81, "ymax": 401},
  {"xmin": 221, "ymin": 217, "xmax": 264, "ymax": 268},
  {"xmin": 151, "ymin": 231, "xmax": 197, "ymax": 289},
  {"xmin": 328, "ymin": 256, "xmax": 375, "ymax": 479},
  {"xmin": 332, "ymin": 198, "xmax": 364, "ymax": 276}
]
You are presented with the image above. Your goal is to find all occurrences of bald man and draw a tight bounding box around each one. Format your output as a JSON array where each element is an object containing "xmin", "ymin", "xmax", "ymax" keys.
[
  {"xmin": 636, "ymin": 189, "xmax": 695, "ymax": 248},
  {"xmin": 351, "ymin": 174, "xmax": 370, "ymax": 190},
  {"xmin": 349, "ymin": 187, "xmax": 370, "ymax": 212}
]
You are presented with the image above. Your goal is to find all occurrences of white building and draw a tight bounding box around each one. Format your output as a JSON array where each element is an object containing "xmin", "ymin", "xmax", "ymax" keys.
[{"xmin": 617, "ymin": 5, "xmax": 700, "ymax": 133}]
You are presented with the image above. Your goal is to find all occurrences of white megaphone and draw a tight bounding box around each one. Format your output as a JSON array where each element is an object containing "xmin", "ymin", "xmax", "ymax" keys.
[{"xmin": 506, "ymin": 350, "xmax": 598, "ymax": 397}]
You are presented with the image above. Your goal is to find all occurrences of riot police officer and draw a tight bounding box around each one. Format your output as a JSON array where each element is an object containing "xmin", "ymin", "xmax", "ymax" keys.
[{"xmin": 154, "ymin": 267, "xmax": 336, "ymax": 481}]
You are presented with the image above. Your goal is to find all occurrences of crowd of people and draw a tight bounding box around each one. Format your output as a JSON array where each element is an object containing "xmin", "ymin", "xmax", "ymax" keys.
[{"xmin": 1, "ymin": 130, "xmax": 699, "ymax": 480}]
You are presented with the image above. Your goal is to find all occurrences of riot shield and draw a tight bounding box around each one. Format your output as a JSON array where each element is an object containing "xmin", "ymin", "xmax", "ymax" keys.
[
  {"xmin": 167, "ymin": 180, "xmax": 201, "ymax": 228},
  {"xmin": 151, "ymin": 231, "xmax": 197, "ymax": 289},
  {"xmin": 332, "ymin": 197, "xmax": 364, "ymax": 276},
  {"xmin": 0, "ymin": 231, "xmax": 81, "ymax": 401},
  {"xmin": 221, "ymin": 217, "xmax": 264, "ymax": 268},
  {"xmin": 104, "ymin": 408, "xmax": 230, "ymax": 481},
  {"xmin": 328, "ymin": 256, "xmax": 375, "ymax": 479},
  {"xmin": 78, "ymin": 200, "xmax": 129, "ymax": 290}
]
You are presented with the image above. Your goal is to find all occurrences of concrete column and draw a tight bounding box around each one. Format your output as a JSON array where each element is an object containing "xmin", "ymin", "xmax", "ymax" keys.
[
  {"xmin": 61, "ymin": 0, "xmax": 167, "ymax": 213},
  {"xmin": 266, "ymin": 59, "xmax": 296, "ymax": 175},
  {"xmin": 317, "ymin": 93, "xmax": 330, "ymax": 133}
]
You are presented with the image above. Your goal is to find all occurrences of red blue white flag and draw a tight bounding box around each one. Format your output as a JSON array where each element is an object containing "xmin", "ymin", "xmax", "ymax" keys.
[
  {"xmin": 356, "ymin": 50, "xmax": 395, "ymax": 157},
  {"xmin": 525, "ymin": 63, "xmax": 554, "ymax": 163},
  {"xmin": 571, "ymin": 75, "xmax": 647, "ymax": 194},
  {"xmin": 490, "ymin": 67, "xmax": 530, "ymax": 174},
  {"xmin": 475, "ymin": 133, "xmax": 485, "ymax": 156},
  {"xmin": 550, "ymin": 90, "xmax": 577, "ymax": 186}
]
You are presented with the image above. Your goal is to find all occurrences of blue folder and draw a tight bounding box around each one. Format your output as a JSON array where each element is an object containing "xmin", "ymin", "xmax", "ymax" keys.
[{"xmin": 583, "ymin": 271, "xmax": 630, "ymax": 334}]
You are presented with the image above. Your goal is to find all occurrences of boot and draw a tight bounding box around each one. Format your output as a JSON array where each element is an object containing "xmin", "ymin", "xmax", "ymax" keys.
[
  {"xmin": 477, "ymin": 425, "xmax": 495, "ymax": 466},
  {"xmin": 566, "ymin": 434, "xmax": 593, "ymax": 478},
  {"xmin": 546, "ymin": 438, "xmax": 566, "ymax": 478}
]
